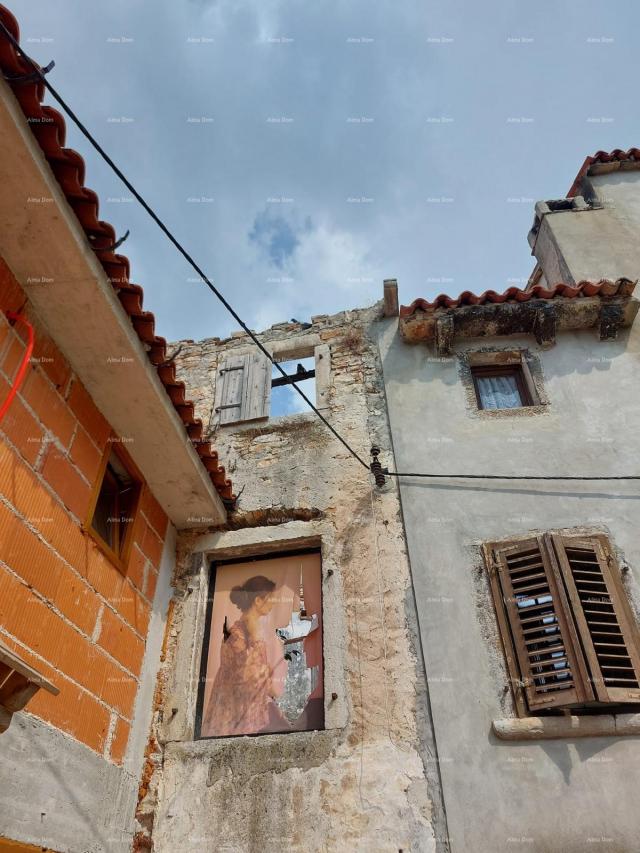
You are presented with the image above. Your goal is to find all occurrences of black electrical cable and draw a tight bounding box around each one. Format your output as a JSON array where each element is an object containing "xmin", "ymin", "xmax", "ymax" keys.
[
  {"xmin": 385, "ymin": 472, "xmax": 640, "ymax": 481},
  {"xmin": 0, "ymin": 21, "xmax": 370, "ymax": 472},
  {"xmin": 2, "ymin": 25, "xmax": 639, "ymax": 486}
]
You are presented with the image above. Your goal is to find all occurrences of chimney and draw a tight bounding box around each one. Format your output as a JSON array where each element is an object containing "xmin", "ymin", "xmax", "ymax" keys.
[
  {"xmin": 528, "ymin": 197, "xmax": 593, "ymax": 285},
  {"xmin": 528, "ymin": 164, "xmax": 640, "ymax": 286},
  {"xmin": 383, "ymin": 279, "xmax": 399, "ymax": 317}
]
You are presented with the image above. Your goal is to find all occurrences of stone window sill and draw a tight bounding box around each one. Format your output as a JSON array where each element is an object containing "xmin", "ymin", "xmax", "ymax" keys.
[{"xmin": 493, "ymin": 713, "xmax": 640, "ymax": 741}]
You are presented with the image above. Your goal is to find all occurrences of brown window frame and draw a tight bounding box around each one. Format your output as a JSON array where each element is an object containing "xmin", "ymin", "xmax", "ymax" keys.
[
  {"xmin": 84, "ymin": 438, "xmax": 143, "ymax": 574},
  {"xmin": 483, "ymin": 532, "xmax": 640, "ymax": 717},
  {"xmin": 471, "ymin": 364, "xmax": 534, "ymax": 410}
]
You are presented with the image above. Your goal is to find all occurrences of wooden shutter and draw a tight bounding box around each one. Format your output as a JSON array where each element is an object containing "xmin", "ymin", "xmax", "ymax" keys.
[
  {"xmin": 243, "ymin": 352, "xmax": 271, "ymax": 421},
  {"xmin": 213, "ymin": 353, "xmax": 270, "ymax": 426},
  {"xmin": 549, "ymin": 533, "xmax": 640, "ymax": 704},
  {"xmin": 487, "ymin": 536, "xmax": 592, "ymax": 712}
]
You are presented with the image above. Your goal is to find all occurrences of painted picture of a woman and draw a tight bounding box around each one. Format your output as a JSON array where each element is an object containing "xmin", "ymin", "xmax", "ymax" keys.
[
  {"xmin": 202, "ymin": 575, "xmax": 291, "ymax": 736},
  {"xmin": 199, "ymin": 553, "xmax": 324, "ymax": 738}
]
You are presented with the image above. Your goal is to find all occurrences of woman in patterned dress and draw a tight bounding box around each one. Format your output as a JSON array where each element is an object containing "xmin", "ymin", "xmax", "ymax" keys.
[{"xmin": 204, "ymin": 575, "xmax": 291, "ymax": 736}]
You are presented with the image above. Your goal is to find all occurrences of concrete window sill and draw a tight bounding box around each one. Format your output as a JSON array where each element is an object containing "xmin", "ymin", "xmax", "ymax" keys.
[{"xmin": 493, "ymin": 713, "xmax": 640, "ymax": 741}]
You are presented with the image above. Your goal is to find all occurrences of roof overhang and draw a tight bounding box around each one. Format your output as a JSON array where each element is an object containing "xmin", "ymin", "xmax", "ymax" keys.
[
  {"xmin": 0, "ymin": 77, "xmax": 226, "ymax": 528},
  {"xmin": 400, "ymin": 292, "xmax": 639, "ymax": 355}
]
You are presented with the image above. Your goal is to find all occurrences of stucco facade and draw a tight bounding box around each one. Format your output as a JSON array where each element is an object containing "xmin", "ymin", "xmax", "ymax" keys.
[
  {"xmin": 378, "ymin": 157, "xmax": 640, "ymax": 853},
  {"xmin": 379, "ymin": 322, "xmax": 640, "ymax": 853}
]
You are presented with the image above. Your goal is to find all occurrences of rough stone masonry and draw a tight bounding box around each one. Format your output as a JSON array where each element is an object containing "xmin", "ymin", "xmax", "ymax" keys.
[{"xmin": 135, "ymin": 302, "xmax": 448, "ymax": 853}]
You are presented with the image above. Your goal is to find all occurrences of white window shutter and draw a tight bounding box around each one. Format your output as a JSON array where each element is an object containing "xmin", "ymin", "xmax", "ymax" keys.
[
  {"xmin": 243, "ymin": 353, "xmax": 271, "ymax": 421},
  {"xmin": 213, "ymin": 352, "xmax": 271, "ymax": 425}
]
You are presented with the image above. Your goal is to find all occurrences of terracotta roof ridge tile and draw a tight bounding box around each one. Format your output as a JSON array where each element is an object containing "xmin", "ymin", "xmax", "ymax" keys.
[
  {"xmin": 399, "ymin": 278, "xmax": 636, "ymax": 317},
  {"xmin": 569, "ymin": 147, "xmax": 640, "ymax": 197},
  {"xmin": 0, "ymin": 3, "xmax": 234, "ymax": 506}
]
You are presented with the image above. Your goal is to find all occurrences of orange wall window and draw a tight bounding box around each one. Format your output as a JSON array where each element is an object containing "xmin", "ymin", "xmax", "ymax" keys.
[{"xmin": 85, "ymin": 441, "xmax": 142, "ymax": 573}]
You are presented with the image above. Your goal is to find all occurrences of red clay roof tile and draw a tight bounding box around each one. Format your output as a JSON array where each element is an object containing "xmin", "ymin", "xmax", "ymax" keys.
[
  {"xmin": 568, "ymin": 147, "xmax": 640, "ymax": 198},
  {"xmin": 0, "ymin": 4, "xmax": 235, "ymax": 506},
  {"xmin": 400, "ymin": 279, "xmax": 636, "ymax": 317}
]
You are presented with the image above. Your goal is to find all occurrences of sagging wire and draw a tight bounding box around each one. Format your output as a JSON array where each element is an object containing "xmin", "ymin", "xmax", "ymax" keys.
[
  {"xmin": 0, "ymin": 21, "xmax": 370, "ymax": 474},
  {"xmin": 2, "ymin": 24, "xmax": 638, "ymax": 489},
  {"xmin": 370, "ymin": 449, "xmax": 640, "ymax": 485}
]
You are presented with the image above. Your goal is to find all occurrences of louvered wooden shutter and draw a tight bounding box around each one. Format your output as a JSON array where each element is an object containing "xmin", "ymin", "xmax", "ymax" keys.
[
  {"xmin": 213, "ymin": 353, "xmax": 270, "ymax": 425},
  {"xmin": 488, "ymin": 537, "xmax": 592, "ymax": 712},
  {"xmin": 549, "ymin": 533, "xmax": 640, "ymax": 703}
]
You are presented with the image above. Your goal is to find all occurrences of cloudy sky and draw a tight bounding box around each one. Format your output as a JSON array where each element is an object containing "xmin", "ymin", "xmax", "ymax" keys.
[{"xmin": 9, "ymin": 0, "xmax": 640, "ymax": 344}]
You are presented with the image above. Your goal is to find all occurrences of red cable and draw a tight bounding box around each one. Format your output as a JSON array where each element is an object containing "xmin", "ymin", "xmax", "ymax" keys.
[{"xmin": 0, "ymin": 311, "xmax": 34, "ymax": 423}]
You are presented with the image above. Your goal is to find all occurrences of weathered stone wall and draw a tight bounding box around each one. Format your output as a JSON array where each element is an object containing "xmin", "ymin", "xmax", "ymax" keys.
[{"xmin": 137, "ymin": 304, "xmax": 446, "ymax": 852}]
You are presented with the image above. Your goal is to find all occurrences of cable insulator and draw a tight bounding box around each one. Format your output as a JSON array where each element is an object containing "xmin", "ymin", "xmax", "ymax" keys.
[{"xmin": 370, "ymin": 446, "xmax": 386, "ymax": 487}]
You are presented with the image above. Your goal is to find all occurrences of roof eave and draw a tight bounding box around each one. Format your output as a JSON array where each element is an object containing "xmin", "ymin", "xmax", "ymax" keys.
[
  {"xmin": 0, "ymin": 76, "xmax": 226, "ymax": 528},
  {"xmin": 400, "ymin": 295, "xmax": 639, "ymax": 355}
]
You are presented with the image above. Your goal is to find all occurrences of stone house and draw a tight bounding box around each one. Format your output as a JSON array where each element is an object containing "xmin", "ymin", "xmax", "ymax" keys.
[{"xmin": 137, "ymin": 309, "xmax": 444, "ymax": 852}]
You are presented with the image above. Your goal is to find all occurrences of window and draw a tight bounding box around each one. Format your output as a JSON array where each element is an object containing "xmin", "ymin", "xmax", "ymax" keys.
[
  {"xmin": 212, "ymin": 345, "xmax": 329, "ymax": 425},
  {"xmin": 471, "ymin": 364, "xmax": 533, "ymax": 410},
  {"xmin": 86, "ymin": 443, "xmax": 142, "ymax": 570},
  {"xmin": 484, "ymin": 532, "xmax": 640, "ymax": 716},
  {"xmin": 271, "ymin": 357, "xmax": 316, "ymax": 416},
  {"xmin": 195, "ymin": 550, "xmax": 324, "ymax": 738}
]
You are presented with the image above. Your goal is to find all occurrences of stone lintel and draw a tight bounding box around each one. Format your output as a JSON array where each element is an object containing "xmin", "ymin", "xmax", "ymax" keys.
[{"xmin": 493, "ymin": 713, "xmax": 640, "ymax": 741}]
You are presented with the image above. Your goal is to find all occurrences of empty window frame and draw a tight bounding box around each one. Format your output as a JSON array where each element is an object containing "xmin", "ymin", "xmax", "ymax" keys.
[
  {"xmin": 212, "ymin": 346, "xmax": 328, "ymax": 425},
  {"xmin": 271, "ymin": 357, "xmax": 316, "ymax": 416},
  {"xmin": 195, "ymin": 550, "xmax": 324, "ymax": 738},
  {"xmin": 86, "ymin": 443, "xmax": 142, "ymax": 571},
  {"xmin": 483, "ymin": 532, "xmax": 640, "ymax": 716},
  {"xmin": 471, "ymin": 364, "xmax": 533, "ymax": 410}
]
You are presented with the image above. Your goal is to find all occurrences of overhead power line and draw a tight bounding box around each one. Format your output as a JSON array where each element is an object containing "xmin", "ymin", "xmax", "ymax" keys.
[
  {"xmin": 2, "ymin": 25, "xmax": 639, "ymax": 486},
  {"xmin": 0, "ymin": 21, "xmax": 370, "ymax": 472},
  {"xmin": 387, "ymin": 472, "xmax": 640, "ymax": 481}
]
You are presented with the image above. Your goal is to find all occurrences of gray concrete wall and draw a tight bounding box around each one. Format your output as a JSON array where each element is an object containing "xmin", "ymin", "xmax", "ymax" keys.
[
  {"xmin": 141, "ymin": 308, "xmax": 446, "ymax": 853},
  {"xmin": 378, "ymin": 318, "xmax": 640, "ymax": 853},
  {"xmin": 0, "ymin": 712, "xmax": 138, "ymax": 853}
]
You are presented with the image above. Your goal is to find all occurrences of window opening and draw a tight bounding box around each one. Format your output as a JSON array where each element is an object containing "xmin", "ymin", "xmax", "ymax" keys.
[
  {"xmin": 88, "ymin": 446, "xmax": 141, "ymax": 568},
  {"xmin": 471, "ymin": 364, "xmax": 533, "ymax": 410},
  {"xmin": 196, "ymin": 550, "xmax": 324, "ymax": 738},
  {"xmin": 271, "ymin": 357, "xmax": 316, "ymax": 416}
]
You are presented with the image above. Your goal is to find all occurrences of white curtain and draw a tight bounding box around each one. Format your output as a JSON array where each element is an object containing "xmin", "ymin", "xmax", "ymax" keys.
[{"xmin": 476, "ymin": 374, "xmax": 521, "ymax": 409}]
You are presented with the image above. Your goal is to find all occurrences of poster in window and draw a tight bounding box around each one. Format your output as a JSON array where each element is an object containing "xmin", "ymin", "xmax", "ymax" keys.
[{"xmin": 198, "ymin": 552, "xmax": 324, "ymax": 737}]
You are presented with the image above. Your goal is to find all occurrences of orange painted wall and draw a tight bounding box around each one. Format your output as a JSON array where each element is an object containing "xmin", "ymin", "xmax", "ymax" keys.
[{"xmin": 0, "ymin": 257, "xmax": 169, "ymax": 764}]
